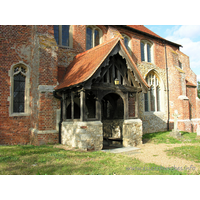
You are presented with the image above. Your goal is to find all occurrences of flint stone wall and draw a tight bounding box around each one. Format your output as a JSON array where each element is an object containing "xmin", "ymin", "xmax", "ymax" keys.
[
  {"xmin": 102, "ymin": 119, "xmax": 124, "ymax": 138},
  {"xmin": 123, "ymin": 119, "xmax": 143, "ymax": 146},
  {"xmin": 62, "ymin": 121, "xmax": 103, "ymax": 151}
]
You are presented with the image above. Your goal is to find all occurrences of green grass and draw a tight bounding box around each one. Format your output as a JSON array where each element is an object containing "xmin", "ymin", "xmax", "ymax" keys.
[
  {"xmin": 1, "ymin": 131, "xmax": 199, "ymax": 175},
  {"xmin": 142, "ymin": 131, "xmax": 200, "ymax": 144},
  {"xmin": 143, "ymin": 131, "xmax": 200, "ymax": 173},
  {"xmin": 0, "ymin": 145, "xmax": 190, "ymax": 175},
  {"xmin": 166, "ymin": 145, "xmax": 200, "ymax": 163}
]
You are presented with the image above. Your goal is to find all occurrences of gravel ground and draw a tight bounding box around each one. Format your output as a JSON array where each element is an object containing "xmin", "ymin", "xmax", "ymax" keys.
[{"xmin": 127, "ymin": 143, "xmax": 200, "ymax": 173}]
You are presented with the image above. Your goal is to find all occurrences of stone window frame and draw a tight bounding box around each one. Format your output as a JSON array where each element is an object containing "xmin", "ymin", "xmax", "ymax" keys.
[
  {"xmin": 8, "ymin": 62, "xmax": 31, "ymax": 117},
  {"xmin": 86, "ymin": 25, "xmax": 103, "ymax": 50},
  {"xmin": 140, "ymin": 40, "xmax": 154, "ymax": 63},
  {"xmin": 54, "ymin": 25, "xmax": 73, "ymax": 48},
  {"xmin": 121, "ymin": 34, "xmax": 131, "ymax": 54},
  {"xmin": 178, "ymin": 60, "xmax": 182, "ymax": 69},
  {"xmin": 144, "ymin": 70, "xmax": 164, "ymax": 113}
]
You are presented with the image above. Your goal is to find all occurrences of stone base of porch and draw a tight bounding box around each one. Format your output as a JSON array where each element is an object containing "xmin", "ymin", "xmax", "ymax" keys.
[
  {"xmin": 61, "ymin": 121, "xmax": 103, "ymax": 151},
  {"xmin": 123, "ymin": 119, "xmax": 143, "ymax": 147}
]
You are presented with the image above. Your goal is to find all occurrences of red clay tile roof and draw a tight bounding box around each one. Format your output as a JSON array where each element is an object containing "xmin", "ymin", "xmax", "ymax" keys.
[
  {"xmin": 126, "ymin": 25, "xmax": 164, "ymax": 39},
  {"xmin": 55, "ymin": 36, "xmax": 149, "ymax": 91},
  {"xmin": 55, "ymin": 37, "xmax": 120, "ymax": 90},
  {"xmin": 125, "ymin": 25, "xmax": 182, "ymax": 47}
]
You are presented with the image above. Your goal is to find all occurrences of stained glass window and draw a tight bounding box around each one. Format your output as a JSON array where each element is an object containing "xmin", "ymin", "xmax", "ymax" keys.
[
  {"xmin": 54, "ymin": 25, "xmax": 59, "ymax": 45},
  {"xmin": 54, "ymin": 25, "xmax": 70, "ymax": 46},
  {"xmin": 145, "ymin": 72, "xmax": 161, "ymax": 112},
  {"xmin": 150, "ymin": 86, "xmax": 155, "ymax": 111},
  {"xmin": 124, "ymin": 37, "xmax": 129, "ymax": 51},
  {"xmin": 13, "ymin": 73, "xmax": 25, "ymax": 113},
  {"xmin": 141, "ymin": 41, "xmax": 152, "ymax": 62},
  {"xmin": 156, "ymin": 86, "xmax": 160, "ymax": 111},
  {"xmin": 147, "ymin": 43, "xmax": 151, "ymax": 62},
  {"xmin": 141, "ymin": 42, "xmax": 145, "ymax": 61},
  {"xmin": 62, "ymin": 25, "xmax": 69, "ymax": 46},
  {"xmin": 86, "ymin": 27, "xmax": 93, "ymax": 50},
  {"xmin": 94, "ymin": 29, "xmax": 100, "ymax": 47},
  {"xmin": 86, "ymin": 26, "xmax": 101, "ymax": 50}
]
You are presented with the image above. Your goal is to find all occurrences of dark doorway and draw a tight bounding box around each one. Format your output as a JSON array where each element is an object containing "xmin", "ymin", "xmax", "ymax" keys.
[{"xmin": 101, "ymin": 93, "xmax": 124, "ymax": 149}]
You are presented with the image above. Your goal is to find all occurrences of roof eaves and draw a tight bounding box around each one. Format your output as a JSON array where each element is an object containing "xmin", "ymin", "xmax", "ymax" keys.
[
  {"xmin": 121, "ymin": 25, "xmax": 182, "ymax": 48},
  {"xmin": 83, "ymin": 36, "xmax": 120, "ymax": 83},
  {"xmin": 55, "ymin": 36, "xmax": 120, "ymax": 91},
  {"xmin": 118, "ymin": 38, "xmax": 150, "ymax": 90}
]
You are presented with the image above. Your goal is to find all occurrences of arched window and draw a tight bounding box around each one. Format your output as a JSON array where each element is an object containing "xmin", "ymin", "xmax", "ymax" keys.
[
  {"xmin": 122, "ymin": 34, "xmax": 131, "ymax": 53},
  {"xmin": 144, "ymin": 71, "xmax": 161, "ymax": 112},
  {"xmin": 9, "ymin": 63, "xmax": 30, "ymax": 116},
  {"xmin": 141, "ymin": 40, "xmax": 153, "ymax": 63},
  {"xmin": 54, "ymin": 25, "xmax": 73, "ymax": 47},
  {"xmin": 86, "ymin": 26, "xmax": 102, "ymax": 50}
]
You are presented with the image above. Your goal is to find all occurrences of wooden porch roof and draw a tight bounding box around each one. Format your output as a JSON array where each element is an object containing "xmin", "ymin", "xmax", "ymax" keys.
[{"xmin": 55, "ymin": 36, "xmax": 149, "ymax": 92}]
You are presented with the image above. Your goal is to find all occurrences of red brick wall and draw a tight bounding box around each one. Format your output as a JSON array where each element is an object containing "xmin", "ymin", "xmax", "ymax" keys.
[
  {"xmin": 0, "ymin": 25, "xmax": 33, "ymax": 145},
  {"xmin": 0, "ymin": 25, "xmax": 60, "ymax": 145},
  {"xmin": 186, "ymin": 87, "xmax": 197, "ymax": 119}
]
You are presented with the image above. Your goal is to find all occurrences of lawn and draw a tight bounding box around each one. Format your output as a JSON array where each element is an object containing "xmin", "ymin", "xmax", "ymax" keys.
[
  {"xmin": 0, "ymin": 144, "xmax": 188, "ymax": 175},
  {"xmin": 166, "ymin": 145, "xmax": 200, "ymax": 163},
  {"xmin": 143, "ymin": 131, "xmax": 200, "ymax": 170},
  {"xmin": 1, "ymin": 131, "xmax": 199, "ymax": 175},
  {"xmin": 142, "ymin": 131, "xmax": 200, "ymax": 144}
]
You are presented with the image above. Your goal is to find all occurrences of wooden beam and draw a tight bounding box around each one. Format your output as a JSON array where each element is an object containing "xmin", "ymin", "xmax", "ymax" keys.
[
  {"xmin": 135, "ymin": 92, "xmax": 139, "ymax": 118},
  {"xmin": 71, "ymin": 92, "xmax": 74, "ymax": 120},
  {"xmin": 114, "ymin": 64, "xmax": 131, "ymax": 86},
  {"xmin": 80, "ymin": 90, "xmax": 85, "ymax": 121},
  {"xmin": 62, "ymin": 93, "xmax": 66, "ymax": 121},
  {"xmin": 124, "ymin": 93, "xmax": 129, "ymax": 120},
  {"xmin": 127, "ymin": 70, "xmax": 140, "ymax": 87}
]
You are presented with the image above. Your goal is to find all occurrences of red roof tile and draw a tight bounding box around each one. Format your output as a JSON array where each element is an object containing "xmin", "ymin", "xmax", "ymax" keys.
[
  {"xmin": 55, "ymin": 37, "xmax": 120, "ymax": 90},
  {"xmin": 55, "ymin": 36, "xmax": 149, "ymax": 91}
]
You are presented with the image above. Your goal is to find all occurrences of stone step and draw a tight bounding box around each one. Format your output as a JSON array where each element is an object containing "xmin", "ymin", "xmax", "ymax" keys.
[{"xmin": 101, "ymin": 146, "xmax": 140, "ymax": 153}]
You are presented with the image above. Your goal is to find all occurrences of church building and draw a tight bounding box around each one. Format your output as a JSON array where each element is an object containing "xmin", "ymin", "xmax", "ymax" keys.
[{"xmin": 0, "ymin": 25, "xmax": 199, "ymax": 150}]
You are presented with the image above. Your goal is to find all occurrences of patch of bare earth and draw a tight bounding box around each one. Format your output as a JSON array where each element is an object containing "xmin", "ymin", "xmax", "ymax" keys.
[{"xmin": 128, "ymin": 143, "xmax": 200, "ymax": 173}]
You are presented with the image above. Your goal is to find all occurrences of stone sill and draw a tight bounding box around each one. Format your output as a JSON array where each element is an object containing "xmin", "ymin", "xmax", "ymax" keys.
[
  {"xmin": 62, "ymin": 121, "xmax": 102, "ymax": 126},
  {"xmin": 144, "ymin": 111, "xmax": 164, "ymax": 116},
  {"xmin": 58, "ymin": 45, "xmax": 73, "ymax": 50},
  {"xmin": 123, "ymin": 119, "xmax": 142, "ymax": 124},
  {"xmin": 10, "ymin": 113, "xmax": 31, "ymax": 117},
  {"xmin": 30, "ymin": 128, "xmax": 58, "ymax": 134},
  {"xmin": 178, "ymin": 95, "xmax": 189, "ymax": 100}
]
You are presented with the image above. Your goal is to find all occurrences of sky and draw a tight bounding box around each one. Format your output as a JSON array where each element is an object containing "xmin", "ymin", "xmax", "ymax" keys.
[{"xmin": 145, "ymin": 25, "xmax": 200, "ymax": 82}]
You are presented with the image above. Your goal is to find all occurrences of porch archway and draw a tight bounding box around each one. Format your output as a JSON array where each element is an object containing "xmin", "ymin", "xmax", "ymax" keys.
[{"xmin": 101, "ymin": 93, "xmax": 124, "ymax": 148}]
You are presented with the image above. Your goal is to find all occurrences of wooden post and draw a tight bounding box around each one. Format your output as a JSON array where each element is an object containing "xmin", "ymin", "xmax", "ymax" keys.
[
  {"xmin": 124, "ymin": 93, "xmax": 129, "ymax": 120},
  {"xmin": 62, "ymin": 93, "xmax": 66, "ymax": 121},
  {"xmin": 117, "ymin": 69, "xmax": 121, "ymax": 84},
  {"xmin": 80, "ymin": 90, "xmax": 85, "ymax": 121},
  {"xmin": 71, "ymin": 92, "xmax": 74, "ymax": 120},
  {"xmin": 106, "ymin": 71, "xmax": 109, "ymax": 83},
  {"xmin": 96, "ymin": 91, "xmax": 101, "ymax": 120},
  {"xmin": 136, "ymin": 92, "xmax": 139, "ymax": 118}
]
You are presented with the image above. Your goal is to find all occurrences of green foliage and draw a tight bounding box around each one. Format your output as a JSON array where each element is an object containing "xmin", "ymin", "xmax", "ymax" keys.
[{"xmin": 198, "ymin": 81, "xmax": 200, "ymax": 99}]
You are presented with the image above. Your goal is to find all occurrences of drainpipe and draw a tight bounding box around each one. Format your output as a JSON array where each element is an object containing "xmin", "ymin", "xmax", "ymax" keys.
[
  {"xmin": 164, "ymin": 42, "xmax": 170, "ymax": 131},
  {"xmin": 53, "ymin": 91, "xmax": 63, "ymax": 144}
]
